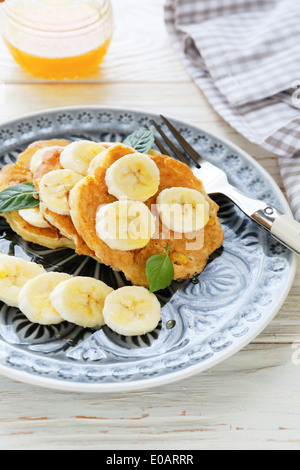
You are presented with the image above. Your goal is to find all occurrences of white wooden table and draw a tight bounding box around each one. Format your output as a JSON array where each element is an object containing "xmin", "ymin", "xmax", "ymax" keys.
[{"xmin": 0, "ymin": 0, "xmax": 299, "ymax": 451}]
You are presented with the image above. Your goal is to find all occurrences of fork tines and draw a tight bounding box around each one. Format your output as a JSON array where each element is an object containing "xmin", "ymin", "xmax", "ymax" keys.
[{"xmin": 150, "ymin": 116, "xmax": 201, "ymax": 169}]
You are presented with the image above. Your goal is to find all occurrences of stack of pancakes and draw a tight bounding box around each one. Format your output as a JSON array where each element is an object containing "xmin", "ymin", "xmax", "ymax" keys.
[
  {"xmin": 0, "ymin": 139, "xmax": 75, "ymax": 250},
  {"xmin": 0, "ymin": 139, "xmax": 224, "ymax": 287}
]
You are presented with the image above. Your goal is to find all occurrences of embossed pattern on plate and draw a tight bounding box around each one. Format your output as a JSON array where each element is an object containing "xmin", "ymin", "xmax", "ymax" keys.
[{"xmin": 0, "ymin": 106, "xmax": 296, "ymax": 392}]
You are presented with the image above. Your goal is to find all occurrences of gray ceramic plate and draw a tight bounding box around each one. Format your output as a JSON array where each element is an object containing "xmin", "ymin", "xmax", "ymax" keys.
[{"xmin": 0, "ymin": 106, "xmax": 297, "ymax": 393}]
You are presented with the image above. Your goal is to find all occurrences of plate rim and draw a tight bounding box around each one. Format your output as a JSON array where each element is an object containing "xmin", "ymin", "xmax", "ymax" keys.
[{"xmin": 0, "ymin": 105, "xmax": 297, "ymax": 393}]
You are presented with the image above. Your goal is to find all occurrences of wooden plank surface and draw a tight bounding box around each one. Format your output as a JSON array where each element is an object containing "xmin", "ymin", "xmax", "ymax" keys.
[{"xmin": 0, "ymin": 0, "xmax": 299, "ymax": 451}]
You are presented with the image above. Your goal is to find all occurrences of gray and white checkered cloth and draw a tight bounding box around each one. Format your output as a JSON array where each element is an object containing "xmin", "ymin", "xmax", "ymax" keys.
[{"xmin": 164, "ymin": 0, "xmax": 300, "ymax": 220}]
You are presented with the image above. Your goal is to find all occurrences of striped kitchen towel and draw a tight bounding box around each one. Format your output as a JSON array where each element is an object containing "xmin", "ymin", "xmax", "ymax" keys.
[{"xmin": 164, "ymin": 0, "xmax": 300, "ymax": 220}]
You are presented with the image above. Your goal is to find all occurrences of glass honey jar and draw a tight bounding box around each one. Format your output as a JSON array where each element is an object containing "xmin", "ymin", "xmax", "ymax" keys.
[{"xmin": 0, "ymin": 0, "xmax": 114, "ymax": 80}]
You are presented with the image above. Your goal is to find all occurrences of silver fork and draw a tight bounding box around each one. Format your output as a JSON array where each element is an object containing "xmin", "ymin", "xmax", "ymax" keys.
[{"xmin": 150, "ymin": 115, "xmax": 300, "ymax": 257}]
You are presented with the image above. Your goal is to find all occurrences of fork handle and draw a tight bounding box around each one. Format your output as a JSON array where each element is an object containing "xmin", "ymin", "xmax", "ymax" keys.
[
  {"xmin": 220, "ymin": 184, "xmax": 300, "ymax": 256},
  {"xmin": 154, "ymin": 116, "xmax": 299, "ymax": 255},
  {"xmin": 252, "ymin": 206, "xmax": 300, "ymax": 256}
]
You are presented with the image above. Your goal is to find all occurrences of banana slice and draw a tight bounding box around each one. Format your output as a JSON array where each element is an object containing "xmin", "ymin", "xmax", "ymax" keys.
[
  {"xmin": 102, "ymin": 286, "xmax": 161, "ymax": 336},
  {"xmin": 105, "ymin": 153, "xmax": 160, "ymax": 202},
  {"xmin": 147, "ymin": 149, "xmax": 160, "ymax": 157},
  {"xmin": 39, "ymin": 169, "xmax": 83, "ymax": 216},
  {"xmin": 157, "ymin": 187, "xmax": 210, "ymax": 233},
  {"xmin": 0, "ymin": 254, "xmax": 45, "ymax": 307},
  {"xmin": 60, "ymin": 141, "xmax": 107, "ymax": 176},
  {"xmin": 18, "ymin": 206, "xmax": 52, "ymax": 229},
  {"xmin": 87, "ymin": 149, "xmax": 109, "ymax": 176},
  {"xmin": 30, "ymin": 146, "xmax": 63, "ymax": 175},
  {"xmin": 96, "ymin": 200, "xmax": 156, "ymax": 251},
  {"xmin": 50, "ymin": 276, "xmax": 113, "ymax": 328},
  {"xmin": 18, "ymin": 272, "xmax": 72, "ymax": 325}
]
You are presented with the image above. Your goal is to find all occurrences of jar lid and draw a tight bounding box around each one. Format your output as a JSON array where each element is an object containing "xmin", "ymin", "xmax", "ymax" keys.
[{"xmin": 4, "ymin": 0, "xmax": 108, "ymax": 32}]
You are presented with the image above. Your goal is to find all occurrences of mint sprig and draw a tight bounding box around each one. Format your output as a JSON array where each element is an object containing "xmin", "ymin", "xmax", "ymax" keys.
[
  {"xmin": 124, "ymin": 128, "xmax": 155, "ymax": 154},
  {"xmin": 0, "ymin": 183, "xmax": 40, "ymax": 214},
  {"xmin": 146, "ymin": 245, "xmax": 174, "ymax": 293}
]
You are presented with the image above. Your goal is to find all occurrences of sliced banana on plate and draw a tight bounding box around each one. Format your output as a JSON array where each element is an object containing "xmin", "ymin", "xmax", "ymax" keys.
[
  {"xmin": 50, "ymin": 276, "xmax": 113, "ymax": 328},
  {"xmin": 18, "ymin": 272, "xmax": 72, "ymax": 325},
  {"xmin": 103, "ymin": 286, "xmax": 161, "ymax": 336},
  {"xmin": 39, "ymin": 169, "xmax": 83, "ymax": 216},
  {"xmin": 157, "ymin": 187, "xmax": 210, "ymax": 233},
  {"xmin": 96, "ymin": 200, "xmax": 156, "ymax": 251},
  {"xmin": 87, "ymin": 149, "xmax": 109, "ymax": 176},
  {"xmin": 30, "ymin": 146, "xmax": 63, "ymax": 175},
  {"xmin": 18, "ymin": 206, "xmax": 52, "ymax": 229},
  {"xmin": 60, "ymin": 141, "xmax": 107, "ymax": 176},
  {"xmin": 105, "ymin": 153, "xmax": 160, "ymax": 202},
  {"xmin": 0, "ymin": 254, "xmax": 46, "ymax": 308}
]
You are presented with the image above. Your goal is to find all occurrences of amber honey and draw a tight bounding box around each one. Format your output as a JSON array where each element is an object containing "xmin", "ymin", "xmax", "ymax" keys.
[
  {"xmin": 1, "ymin": 0, "xmax": 114, "ymax": 80},
  {"xmin": 5, "ymin": 36, "xmax": 112, "ymax": 80}
]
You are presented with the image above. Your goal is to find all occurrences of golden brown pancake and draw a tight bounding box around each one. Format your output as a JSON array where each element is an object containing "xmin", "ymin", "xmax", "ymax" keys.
[
  {"xmin": 69, "ymin": 144, "xmax": 224, "ymax": 287},
  {"xmin": 32, "ymin": 142, "xmax": 113, "ymax": 259},
  {"xmin": 0, "ymin": 140, "xmax": 74, "ymax": 249},
  {"xmin": 32, "ymin": 146, "xmax": 99, "ymax": 258}
]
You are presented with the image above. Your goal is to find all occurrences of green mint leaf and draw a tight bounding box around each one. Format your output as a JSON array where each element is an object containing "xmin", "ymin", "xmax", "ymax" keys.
[
  {"xmin": 146, "ymin": 245, "xmax": 174, "ymax": 293},
  {"xmin": 0, "ymin": 183, "xmax": 40, "ymax": 214},
  {"xmin": 124, "ymin": 128, "xmax": 155, "ymax": 154}
]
